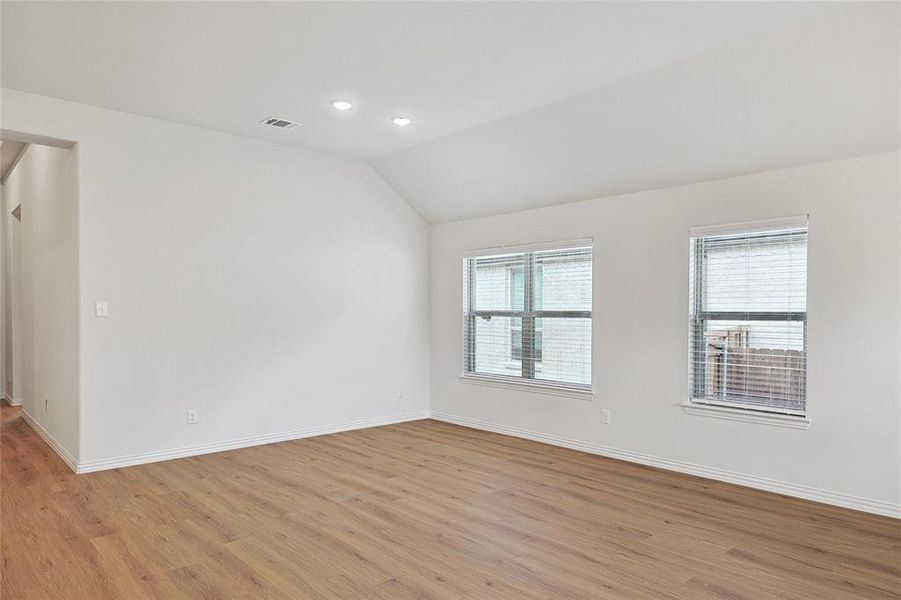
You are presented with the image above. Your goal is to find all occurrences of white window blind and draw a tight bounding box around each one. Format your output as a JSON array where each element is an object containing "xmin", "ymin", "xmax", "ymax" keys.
[
  {"xmin": 689, "ymin": 217, "xmax": 808, "ymax": 415},
  {"xmin": 463, "ymin": 242, "xmax": 592, "ymax": 390}
]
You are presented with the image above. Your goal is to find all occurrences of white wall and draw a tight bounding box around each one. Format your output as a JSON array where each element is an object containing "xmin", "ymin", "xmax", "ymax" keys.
[
  {"xmin": 0, "ymin": 182, "xmax": 18, "ymax": 404},
  {"xmin": 1, "ymin": 89, "xmax": 430, "ymax": 467},
  {"xmin": 2, "ymin": 143, "xmax": 80, "ymax": 455},
  {"xmin": 0, "ymin": 183, "xmax": 6, "ymax": 399},
  {"xmin": 431, "ymin": 152, "xmax": 900, "ymax": 514},
  {"xmin": 8, "ymin": 187, "xmax": 23, "ymax": 404},
  {"xmin": 1, "ymin": 183, "xmax": 6, "ymax": 399}
]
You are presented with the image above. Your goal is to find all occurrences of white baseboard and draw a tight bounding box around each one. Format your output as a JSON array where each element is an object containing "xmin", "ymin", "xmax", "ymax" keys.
[
  {"xmin": 430, "ymin": 411, "xmax": 900, "ymax": 520},
  {"xmin": 75, "ymin": 410, "xmax": 431, "ymax": 474},
  {"xmin": 1, "ymin": 393, "xmax": 23, "ymax": 406},
  {"xmin": 20, "ymin": 409, "xmax": 79, "ymax": 472},
  {"xmin": 19, "ymin": 405, "xmax": 898, "ymax": 519}
]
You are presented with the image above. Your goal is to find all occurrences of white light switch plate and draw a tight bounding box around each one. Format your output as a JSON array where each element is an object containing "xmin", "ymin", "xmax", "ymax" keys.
[{"xmin": 95, "ymin": 301, "xmax": 109, "ymax": 317}]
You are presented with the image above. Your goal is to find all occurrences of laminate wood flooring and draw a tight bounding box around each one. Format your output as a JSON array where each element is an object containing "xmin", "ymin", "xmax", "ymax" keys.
[{"xmin": 2, "ymin": 406, "xmax": 899, "ymax": 599}]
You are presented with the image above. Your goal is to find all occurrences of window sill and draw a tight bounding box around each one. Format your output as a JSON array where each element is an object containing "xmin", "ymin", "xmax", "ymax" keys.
[
  {"xmin": 682, "ymin": 401, "xmax": 810, "ymax": 430},
  {"xmin": 459, "ymin": 374, "xmax": 594, "ymax": 400}
]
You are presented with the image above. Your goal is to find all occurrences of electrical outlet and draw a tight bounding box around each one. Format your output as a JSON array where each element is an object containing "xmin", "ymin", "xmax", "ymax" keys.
[
  {"xmin": 601, "ymin": 409, "xmax": 612, "ymax": 425},
  {"xmin": 187, "ymin": 409, "xmax": 198, "ymax": 425},
  {"xmin": 397, "ymin": 389, "xmax": 405, "ymax": 399},
  {"xmin": 95, "ymin": 300, "xmax": 109, "ymax": 318}
]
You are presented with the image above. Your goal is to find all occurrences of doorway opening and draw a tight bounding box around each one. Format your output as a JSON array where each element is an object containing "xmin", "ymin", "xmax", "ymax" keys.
[{"xmin": 1, "ymin": 131, "xmax": 80, "ymax": 471}]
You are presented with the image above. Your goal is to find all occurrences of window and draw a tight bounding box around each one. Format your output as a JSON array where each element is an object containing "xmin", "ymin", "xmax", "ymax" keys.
[
  {"xmin": 463, "ymin": 241, "xmax": 592, "ymax": 391},
  {"xmin": 689, "ymin": 217, "xmax": 808, "ymax": 416}
]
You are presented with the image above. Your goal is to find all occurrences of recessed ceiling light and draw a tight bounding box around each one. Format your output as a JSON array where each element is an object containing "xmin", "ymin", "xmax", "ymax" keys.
[
  {"xmin": 330, "ymin": 99, "xmax": 353, "ymax": 111},
  {"xmin": 391, "ymin": 115, "xmax": 412, "ymax": 127}
]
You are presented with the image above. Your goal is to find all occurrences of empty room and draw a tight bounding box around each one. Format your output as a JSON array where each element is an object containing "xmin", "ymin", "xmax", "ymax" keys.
[{"xmin": 1, "ymin": 1, "xmax": 899, "ymax": 598}]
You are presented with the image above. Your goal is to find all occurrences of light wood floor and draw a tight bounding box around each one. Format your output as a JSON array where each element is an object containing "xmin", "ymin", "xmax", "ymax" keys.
[{"xmin": 2, "ymin": 406, "xmax": 899, "ymax": 599}]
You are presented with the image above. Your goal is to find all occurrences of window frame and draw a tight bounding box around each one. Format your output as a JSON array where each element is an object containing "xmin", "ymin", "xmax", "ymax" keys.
[
  {"xmin": 688, "ymin": 216, "xmax": 809, "ymax": 418},
  {"xmin": 462, "ymin": 240, "xmax": 593, "ymax": 396}
]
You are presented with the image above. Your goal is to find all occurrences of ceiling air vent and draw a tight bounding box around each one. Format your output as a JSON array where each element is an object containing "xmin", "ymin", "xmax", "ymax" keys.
[{"xmin": 261, "ymin": 116, "xmax": 301, "ymax": 130}]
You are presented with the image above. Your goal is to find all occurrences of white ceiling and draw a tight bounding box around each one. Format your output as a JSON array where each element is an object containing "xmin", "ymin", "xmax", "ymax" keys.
[
  {"xmin": 2, "ymin": 2, "xmax": 897, "ymax": 223},
  {"xmin": 373, "ymin": 3, "xmax": 900, "ymax": 222},
  {"xmin": 3, "ymin": 1, "xmax": 823, "ymax": 160}
]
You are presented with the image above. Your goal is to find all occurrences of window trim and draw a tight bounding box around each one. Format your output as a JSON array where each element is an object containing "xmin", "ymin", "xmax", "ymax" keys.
[
  {"xmin": 688, "ymin": 216, "xmax": 809, "ymax": 417},
  {"xmin": 689, "ymin": 214, "xmax": 808, "ymax": 237},
  {"xmin": 682, "ymin": 401, "xmax": 811, "ymax": 429},
  {"xmin": 460, "ymin": 373, "xmax": 595, "ymax": 400},
  {"xmin": 462, "ymin": 239, "xmax": 593, "ymax": 394},
  {"xmin": 462, "ymin": 238, "xmax": 593, "ymax": 257}
]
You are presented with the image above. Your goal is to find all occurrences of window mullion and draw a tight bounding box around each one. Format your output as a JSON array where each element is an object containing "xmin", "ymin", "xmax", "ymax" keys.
[
  {"xmin": 465, "ymin": 258, "xmax": 476, "ymax": 373},
  {"xmin": 692, "ymin": 239, "xmax": 706, "ymax": 399},
  {"xmin": 521, "ymin": 252, "xmax": 536, "ymax": 379}
]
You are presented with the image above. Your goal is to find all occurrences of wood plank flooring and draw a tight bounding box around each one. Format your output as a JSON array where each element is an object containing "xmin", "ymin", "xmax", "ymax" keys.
[{"xmin": 2, "ymin": 405, "xmax": 899, "ymax": 599}]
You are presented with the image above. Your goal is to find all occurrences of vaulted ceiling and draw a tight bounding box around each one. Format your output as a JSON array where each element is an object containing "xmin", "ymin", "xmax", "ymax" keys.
[{"xmin": 2, "ymin": 2, "xmax": 897, "ymax": 222}]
